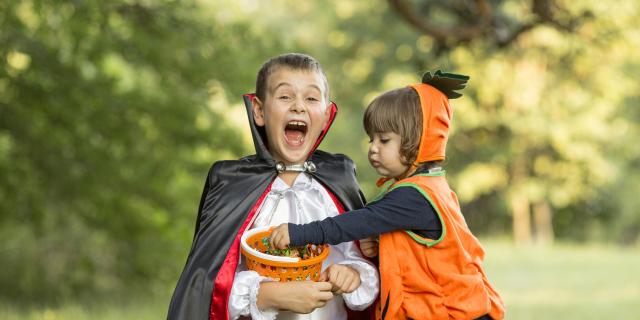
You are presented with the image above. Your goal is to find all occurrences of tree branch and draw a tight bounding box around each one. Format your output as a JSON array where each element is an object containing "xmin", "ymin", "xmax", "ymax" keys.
[
  {"xmin": 389, "ymin": 0, "xmax": 591, "ymax": 51},
  {"xmin": 387, "ymin": 0, "xmax": 492, "ymax": 42}
]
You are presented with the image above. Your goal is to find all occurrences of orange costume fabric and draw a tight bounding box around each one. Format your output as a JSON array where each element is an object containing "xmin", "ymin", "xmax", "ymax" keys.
[
  {"xmin": 376, "ymin": 173, "xmax": 505, "ymax": 320},
  {"xmin": 375, "ymin": 80, "xmax": 505, "ymax": 319}
]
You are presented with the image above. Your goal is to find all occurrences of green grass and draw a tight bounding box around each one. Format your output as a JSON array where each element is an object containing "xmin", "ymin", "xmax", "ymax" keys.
[
  {"xmin": 483, "ymin": 240, "xmax": 640, "ymax": 319},
  {"xmin": 2, "ymin": 240, "xmax": 639, "ymax": 319}
]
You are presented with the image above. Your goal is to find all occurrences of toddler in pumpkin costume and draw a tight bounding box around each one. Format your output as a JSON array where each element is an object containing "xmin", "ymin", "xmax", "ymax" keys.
[{"xmin": 271, "ymin": 71, "xmax": 505, "ymax": 319}]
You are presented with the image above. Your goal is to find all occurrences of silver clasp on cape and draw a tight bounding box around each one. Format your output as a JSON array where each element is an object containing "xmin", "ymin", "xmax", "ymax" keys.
[{"xmin": 275, "ymin": 161, "xmax": 317, "ymax": 173}]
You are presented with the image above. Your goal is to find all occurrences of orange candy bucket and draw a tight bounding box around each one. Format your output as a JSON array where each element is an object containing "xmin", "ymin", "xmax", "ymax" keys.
[{"xmin": 240, "ymin": 226, "xmax": 330, "ymax": 282}]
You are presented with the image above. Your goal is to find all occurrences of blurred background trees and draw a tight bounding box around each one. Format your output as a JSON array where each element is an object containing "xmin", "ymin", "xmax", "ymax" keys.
[{"xmin": 1, "ymin": 0, "xmax": 638, "ymax": 309}]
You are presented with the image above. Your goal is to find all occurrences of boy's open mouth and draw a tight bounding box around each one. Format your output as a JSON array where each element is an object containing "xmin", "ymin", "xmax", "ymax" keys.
[{"xmin": 284, "ymin": 120, "xmax": 308, "ymax": 147}]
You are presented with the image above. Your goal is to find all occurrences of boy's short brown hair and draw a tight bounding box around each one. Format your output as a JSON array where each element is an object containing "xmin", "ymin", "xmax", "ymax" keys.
[
  {"xmin": 364, "ymin": 87, "xmax": 422, "ymax": 165},
  {"xmin": 255, "ymin": 53, "xmax": 329, "ymax": 102}
]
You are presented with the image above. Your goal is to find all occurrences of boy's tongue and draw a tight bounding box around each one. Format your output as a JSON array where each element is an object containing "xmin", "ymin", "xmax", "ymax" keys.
[{"xmin": 285, "ymin": 129, "xmax": 305, "ymax": 147}]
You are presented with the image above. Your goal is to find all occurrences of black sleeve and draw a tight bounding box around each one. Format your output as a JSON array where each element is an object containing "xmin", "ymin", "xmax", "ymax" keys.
[{"xmin": 289, "ymin": 186, "xmax": 442, "ymax": 246}]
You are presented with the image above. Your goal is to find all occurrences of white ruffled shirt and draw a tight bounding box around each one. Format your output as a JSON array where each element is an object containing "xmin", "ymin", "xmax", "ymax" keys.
[{"xmin": 228, "ymin": 173, "xmax": 379, "ymax": 320}]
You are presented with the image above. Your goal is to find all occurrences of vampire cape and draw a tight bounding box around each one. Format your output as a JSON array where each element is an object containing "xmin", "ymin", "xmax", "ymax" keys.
[{"xmin": 167, "ymin": 94, "xmax": 367, "ymax": 320}]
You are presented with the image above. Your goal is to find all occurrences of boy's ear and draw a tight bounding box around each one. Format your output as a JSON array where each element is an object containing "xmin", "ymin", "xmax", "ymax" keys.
[
  {"xmin": 252, "ymin": 96, "xmax": 265, "ymax": 126},
  {"xmin": 322, "ymin": 102, "xmax": 331, "ymax": 127}
]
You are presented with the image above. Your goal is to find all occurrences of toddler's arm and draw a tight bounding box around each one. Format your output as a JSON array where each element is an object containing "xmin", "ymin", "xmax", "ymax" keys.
[{"xmin": 287, "ymin": 186, "xmax": 443, "ymax": 247}]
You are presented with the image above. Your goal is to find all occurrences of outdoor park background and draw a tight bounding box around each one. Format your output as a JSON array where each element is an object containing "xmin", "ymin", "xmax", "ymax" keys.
[{"xmin": 1, "ymin": 0, "xmax": 639, "ymax": 319}]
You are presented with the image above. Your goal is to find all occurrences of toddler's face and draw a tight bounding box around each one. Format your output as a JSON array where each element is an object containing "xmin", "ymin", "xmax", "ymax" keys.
[
  {"xmin": 368, "ymin": 132, "xmax": 410, "ymax": 179},
  {"xmin": 252, "ymin": 67, "xmax": 330, "ymax": 164}
]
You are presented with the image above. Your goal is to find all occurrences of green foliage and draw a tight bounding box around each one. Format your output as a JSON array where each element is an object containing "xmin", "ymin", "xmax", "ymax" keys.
[{"xmin": 0, "ymin": 0, "xmax": 273, "ymax": 302}]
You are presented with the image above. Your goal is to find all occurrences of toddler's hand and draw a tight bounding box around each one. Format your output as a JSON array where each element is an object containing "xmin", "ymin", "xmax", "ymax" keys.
[
  {"xmin": 270, "ymin": 223, "xmax": 291, "ymax": 249},
  {"xmin": 359, "ymin": 237, "xmax": 379, "ymax": 258},
  {"xmin": 319, "ymin": 264, "xmax": 361, "ymax": 295}
]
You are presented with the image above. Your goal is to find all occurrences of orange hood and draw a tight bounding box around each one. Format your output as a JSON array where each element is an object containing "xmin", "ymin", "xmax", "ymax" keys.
[{"xmin": 409, "ymin": 70, "xmax": 469, "ymax": 164}]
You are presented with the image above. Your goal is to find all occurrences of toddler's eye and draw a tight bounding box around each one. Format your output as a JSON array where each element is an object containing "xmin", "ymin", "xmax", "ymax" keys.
[
  {"xmin": 279, "ymin": 95, "xmax": 291, "ymax": 100},
  {"xmin": 380, "ymin": 138, "xmax": 390, "ymax": 144},
  {"xmin": 306, "ymin": 97, "xmax": 319, "ymax": 102}
]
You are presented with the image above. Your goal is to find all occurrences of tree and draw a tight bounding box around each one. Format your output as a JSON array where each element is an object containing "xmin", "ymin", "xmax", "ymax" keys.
[
  {"xmin": 387, "ymin": 0, "xmax": 593, "ymax": 51},
  {"xmin": 0, "ymin": 0, "xmax": 270, "ymax": 301},
  {"xmin": 385, "ymin": 0, "xmax": 639, "ymax": 245}
]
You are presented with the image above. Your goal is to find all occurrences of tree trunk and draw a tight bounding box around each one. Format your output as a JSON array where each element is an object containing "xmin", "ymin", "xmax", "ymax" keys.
[
  {"xmin": 533, "ymin": 200, "xmax": 554, "ymax": 245},
  {"xmin": 510, "ymin": 193, "xmax": 532, "ymax": 245}
]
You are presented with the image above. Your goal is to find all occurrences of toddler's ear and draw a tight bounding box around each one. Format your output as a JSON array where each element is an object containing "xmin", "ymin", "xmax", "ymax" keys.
[{"xmin": 252, "ymin": 96, "xmax": 265, "ymax": 126}]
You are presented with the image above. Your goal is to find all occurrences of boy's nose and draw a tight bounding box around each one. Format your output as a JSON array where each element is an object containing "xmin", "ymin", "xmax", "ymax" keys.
[{"xmin": 290, "ymin": 98, "xmax": 305, "ymax": 113}]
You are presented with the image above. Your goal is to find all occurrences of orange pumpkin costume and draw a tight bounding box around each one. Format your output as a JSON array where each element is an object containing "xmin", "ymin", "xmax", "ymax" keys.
[{"xmin": 375, "ymin": 73, "xmax": 505, "ymax": 320}]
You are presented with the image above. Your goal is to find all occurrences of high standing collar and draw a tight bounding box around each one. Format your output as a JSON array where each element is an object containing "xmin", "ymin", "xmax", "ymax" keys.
[{"xmin": 242, "ymin": 93, "xmax": 338, "ymax": 162}]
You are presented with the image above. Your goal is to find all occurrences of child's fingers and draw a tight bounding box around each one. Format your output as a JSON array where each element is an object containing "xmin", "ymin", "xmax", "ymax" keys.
[
  {"xmin": 330, "ymin": 269, "xmax": 347, "ymax": 293},
  {"xmin": 281, "ymin": 225, "xmax": 291, "ymax": 248},
  {"xmin": 361, "ymin": 239, "xmax": 377, "ymax": 248},
  {"xmin": 332, "ymin": 277, "xmax": 345, "ymax": 294},
  {"xmin": 270, "ymin": 231, "xmax": 282, "ymax": 249},
  {"xmin": 345, "ymin": 276, "xmax": 360, "ymax": 293},
  {"xmin": 338, "ymin": 266, "xmax": 361, "ymax": 294},
  {"xmin": 269, "ymin": 230, "xmax": 278, "ymax": 249},
  {"xmin": 338, "ymin": 277, "xmax": 353, "ymax": 294},
  {"xmin": 361, "ymin": 241, "xmax": 379, "ymax": 257},
  {"xmin": 314, "ymin": 299, "xmax": 329, "ymax": 309},
  {"xmin": 361, "ymin": 236, "xmax": 378, "ymax": 244},
  {"xmin": 360, "ymin": 244, "xmax": 374, "ymax": 252},
  {"xmin": 316, "ymin": 291, "xmax": 333, "ymax": 302},
  {"xmin": 359, "ymin": 238, "xmax": 379, "ymax": 257},
  {"xmin": 311, "ymin": 282, "xmax": 334, "ymax": 307},
  {"xmin": 269, "ymin": 224, "xmax": 290, "ymax": 249},
  {"xmin": 318, "ymin": 271, "xmax": 328, "ymax": 282},
  {"xmin": 360, "ymin": 243, "xmax": 375, "ymax": 253},
  {"xmin": 360, "ymin": 239, "xmax": 378, "ymax": 250},
  {"xmin": 362, "ymin": 248, "xmax": 378, "ymax": 258},
  {"xmin": 345, "ymin": 271, "xmax": 360, "ymax": 292},
  {"xmin": 329, "ymin": 275, "xmax": 344, "ymax": 294},
  {"xmin": 314, "ymin": 281, "xmax": 333, "ymax": 292},
  {"xmin": 367, "ymin": 248, "xmax": 378, "ymax": 258}
]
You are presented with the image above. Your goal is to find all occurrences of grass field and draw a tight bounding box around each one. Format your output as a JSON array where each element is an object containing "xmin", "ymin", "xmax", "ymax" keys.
[
  {"xmin": 2, "ymin": 240, "xmax": 639, "ymax": 319},
  {"xmin": 485, "ymin": 240, "xmax": 640, "ymax": 319}
]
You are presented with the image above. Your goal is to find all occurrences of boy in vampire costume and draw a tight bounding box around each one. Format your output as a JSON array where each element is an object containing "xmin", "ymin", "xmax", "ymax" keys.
[{"xmin": 167, "ymin": 53, "xmax": 379, "ymax": 320}]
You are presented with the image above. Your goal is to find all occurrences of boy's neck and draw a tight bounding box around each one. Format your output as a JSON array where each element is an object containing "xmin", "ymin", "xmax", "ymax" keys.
[{"xmin": 278, "ymin": 171, "xmax": 301, "ymax": 187}]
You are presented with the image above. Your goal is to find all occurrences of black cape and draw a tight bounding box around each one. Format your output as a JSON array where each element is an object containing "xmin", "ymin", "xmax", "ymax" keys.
[{"xmin": 167, "ymin": 94, "xmax": 367, "ymax": 319}]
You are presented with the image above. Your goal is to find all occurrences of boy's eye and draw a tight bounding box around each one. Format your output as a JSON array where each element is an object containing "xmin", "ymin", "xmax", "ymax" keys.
[
  {"xmin": 278, "ymin": 95, "xmax": 291, "ymax": 100},
  {"xmin": 306, "ymin": 97, "xmax": 319, "ymax": 102},
  {"xmin": 380, "ymin": 139, "xmax": 390, "ymax": 144}
]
